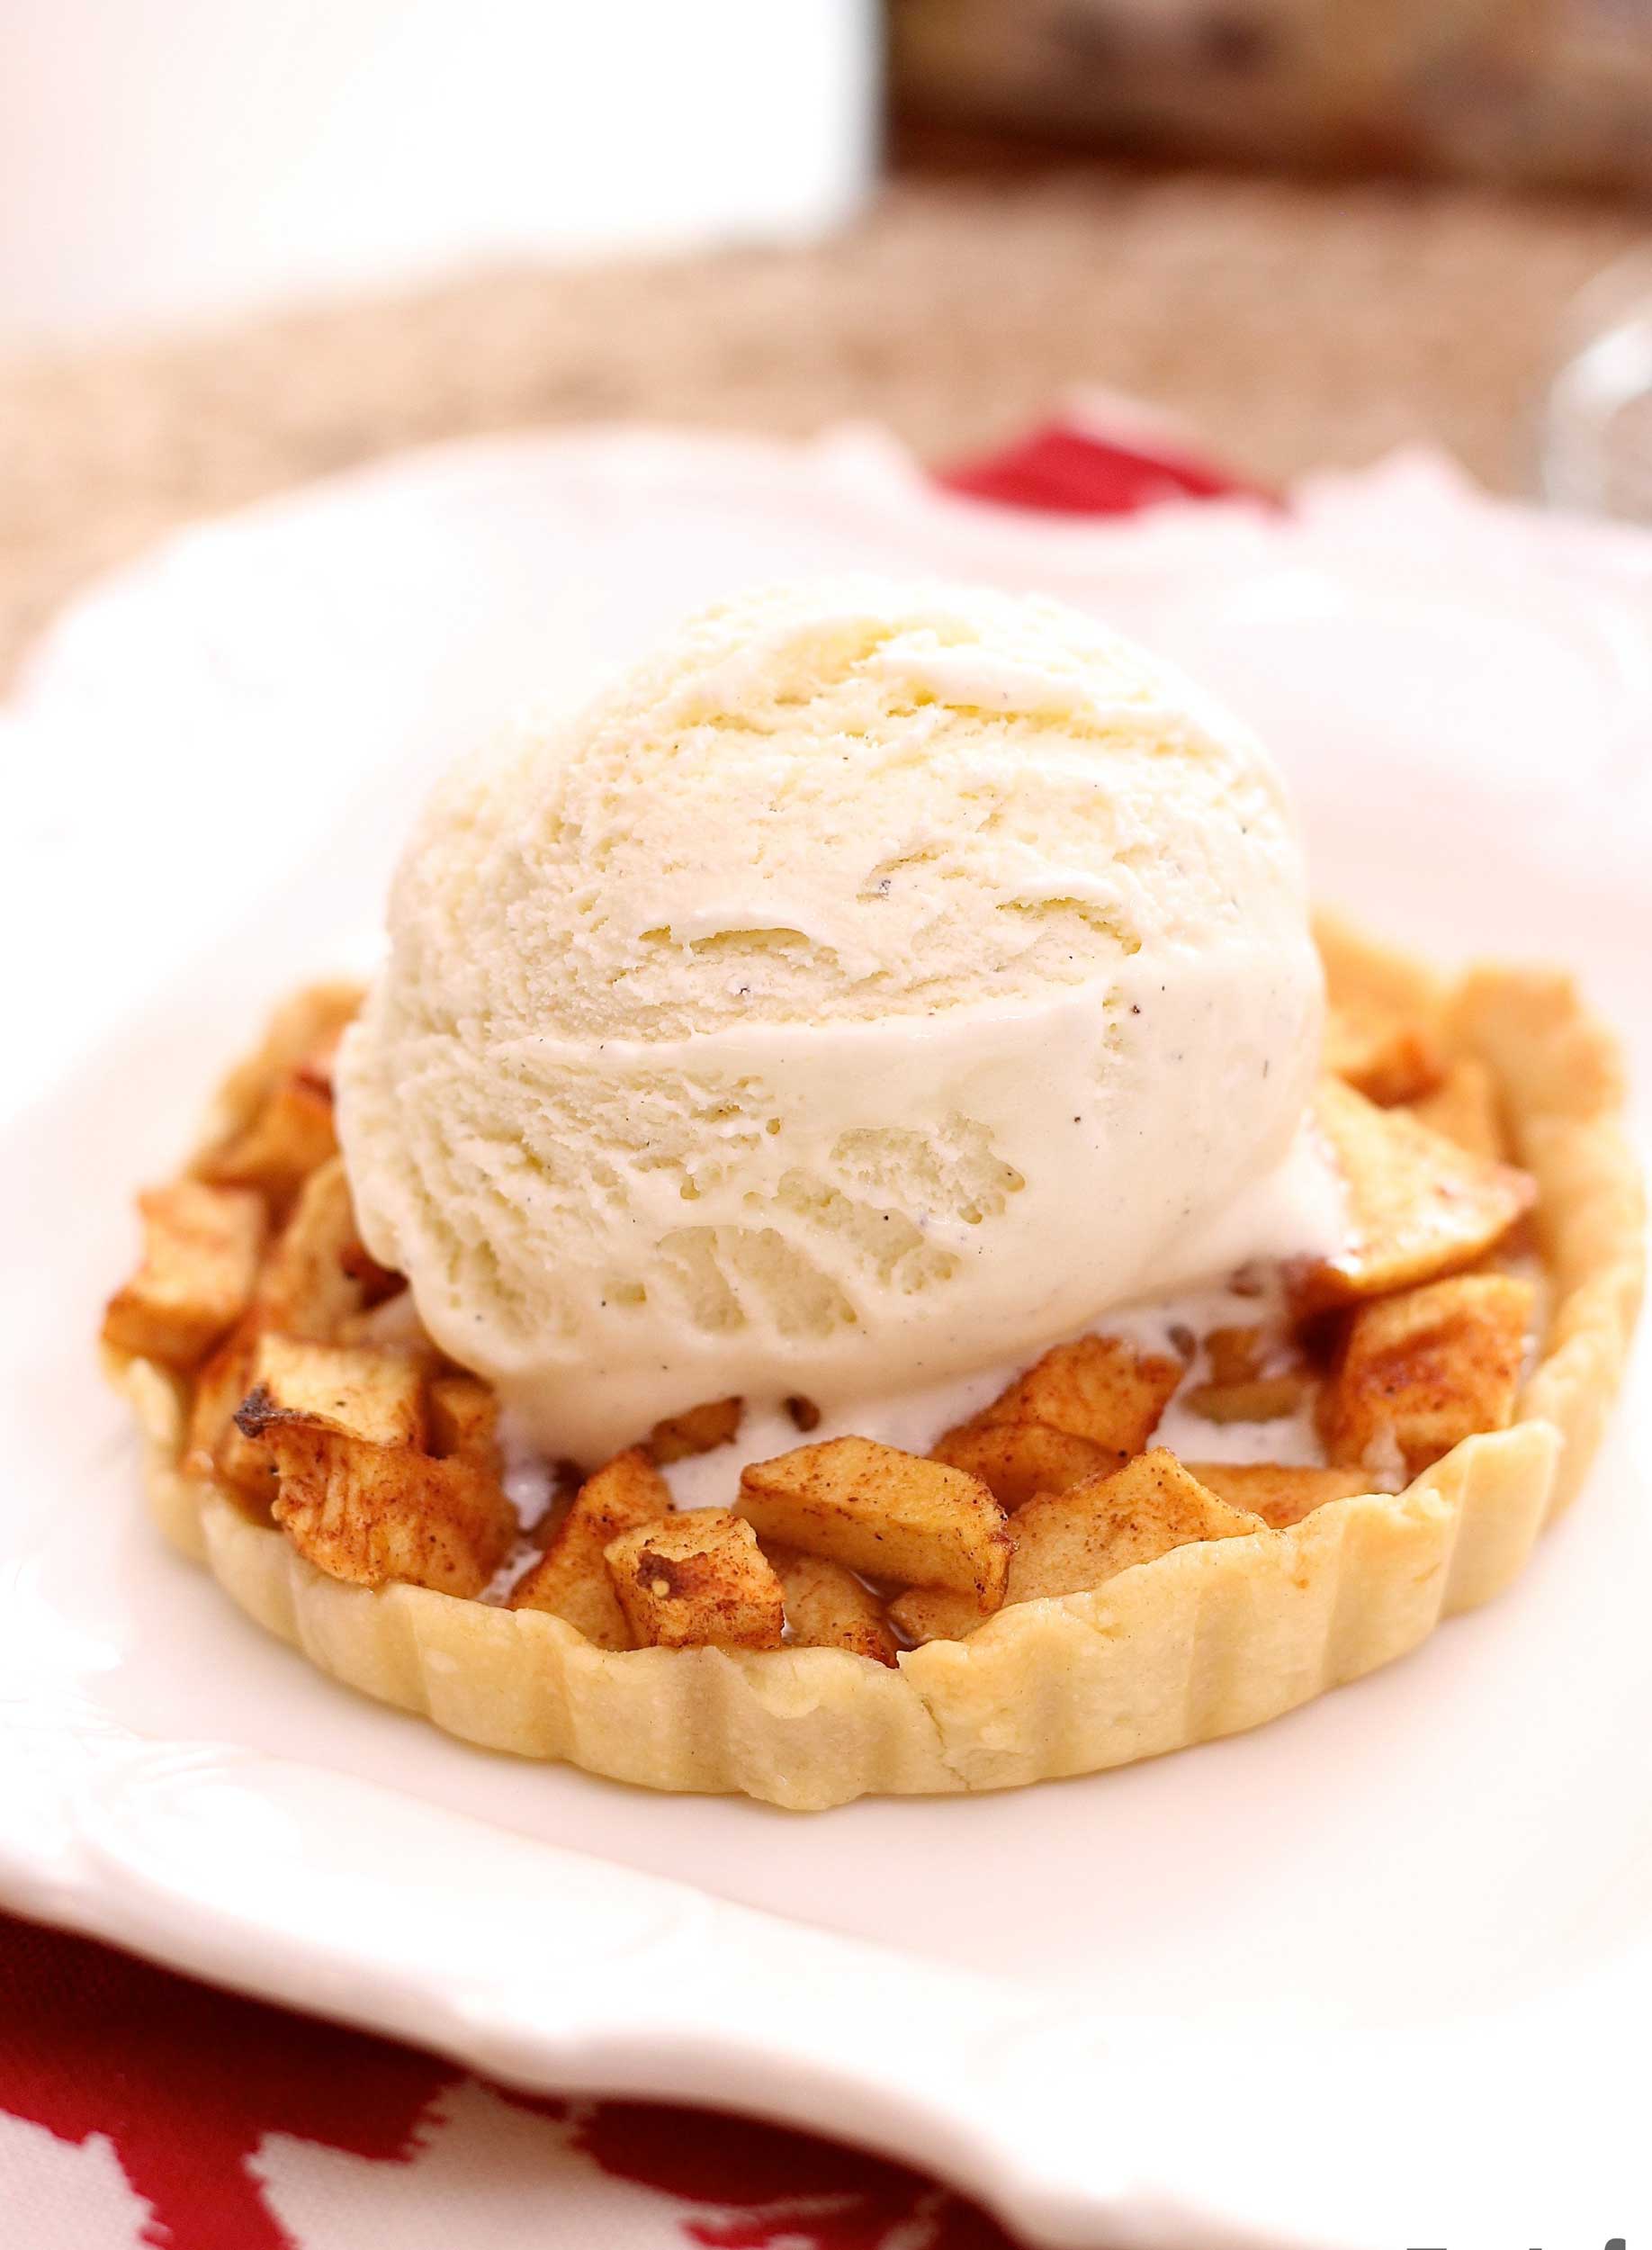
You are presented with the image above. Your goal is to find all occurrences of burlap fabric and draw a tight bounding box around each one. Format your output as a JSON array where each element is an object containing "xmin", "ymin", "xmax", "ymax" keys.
[{"xmin": 0, "ymin": 166, "xmax": 1632, "ymax": 687}]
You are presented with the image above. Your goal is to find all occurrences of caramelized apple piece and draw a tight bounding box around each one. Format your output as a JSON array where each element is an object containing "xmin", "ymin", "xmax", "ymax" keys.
[
  {"xmin": 1294, "ymin": 1077, "xmax": 1535, "ymax": 1315},
  {"xmin": 929, "ymin": 1418, "xmax": 1125, "ymax": 1510},
  {"xmin": 767, "ymin": 1545, "xmax": 898, "ymax": 1665},
  {"xmin": 737, "ymin": 1436, "xmax": 1010, "ymax": 1606},
  {"xmin": 267, "ymin": 1435, "xmax": 511, "ymax": 1595},
  {"xmin": 194, "ymin": 1191, "xmax": 411, "ymax": 1500},
  {"xmin": 1406, "ymin": 1056, "xmax": 1508, "ymax": 1163},
  {"xmin": 509, "ymin": 1448, "xmax": 670, "ymax": 1648},
  {"xmin": 184, "ymin": 1316, "xmax": 274, "ymax": 1509},
  {"xmin": 886, "ymin": 1583, "xmax": 992, "ymax": 1647},
  {"xmin": 1182, "ymin": 1462, "xmax": 1370, "ymax": 1528},
  {"xmin": 255, "ymin": 1156, "xmax": 401, "ymax": 1341},
  {"xmin": 647, "ymin": 1395, "xmax": 744, "ymax": 1464},
  {"xmin": 929, "ymin": 1335, "xmax": 1181, "ymax": 1508},
  {"xmin": 891, "ymin": 1449, "xmax": 1264, "ymax": 1642},
  {"xmin": 977, "ymin": 1336, "xmax": 1182, "ymax": 1452},
  {"xmin": 197, "ymin": 1069, "xmax": 338, "ymax": 1213},
  {"xmin": 102, "ymin": 1180, "xmax": 266, "ymax": 1370},
  {"xmin": 1324, "ymin": 999, "xmax": 1445, "ymax": 1106},
  {"xmin": 426, "ymin": 1374, "xmax": 501, "ymax": 1477},
  {"xmin": 238, "ymin": 1333, "xmax": 426, "ymax": 1448},
  {"xmin": 1319, "ymin": 1273, "xmax": 1537, "ymax": 1480},
  {"xmin": 1205, "ymin": 1326, "xmax": 1264, "ymax": 1384},
  {"xmin": 202, "ymin": 982, "xmax": 362, "ymax": 1145},
  {"xmin": 606, "ymin": 1509, "xmax": 785, "ymax": 1651},
  {"xmin": 234, "ymin": 1339, "xmax": 509, "ymax": 1594},
  {"xmin": 1005, "ymin": 1449, "xmax": 1264, "ymax": 1604},
  {"xmin": 1183, "ymin": 1372, "xmax": 1313, "ymax": 1424}
]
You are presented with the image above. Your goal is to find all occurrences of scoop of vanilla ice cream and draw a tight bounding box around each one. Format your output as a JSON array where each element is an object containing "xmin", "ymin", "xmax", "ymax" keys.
[{"xmin": 337, "ymin": 579, "xmax": 1324, "ymax": 1463}]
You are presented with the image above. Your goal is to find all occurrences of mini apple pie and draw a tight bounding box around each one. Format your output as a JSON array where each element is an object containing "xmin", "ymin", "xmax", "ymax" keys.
[{"xmin": 104, "ymin": 913, "xmax": 1641, "ymax": 1809}]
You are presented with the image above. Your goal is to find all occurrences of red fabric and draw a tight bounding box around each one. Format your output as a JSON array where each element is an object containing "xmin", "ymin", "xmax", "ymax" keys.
[
  {"xmin": 3, "ymin": 418, "xmax": 1247, "ymax": 2249},
  {"xmin": 940, "ymin": 418, "xmax": 1273, "ymax": 515},
  {"xmin": 0, "ymin": 1918, "xmax": 1014, "ymax": 2248}
]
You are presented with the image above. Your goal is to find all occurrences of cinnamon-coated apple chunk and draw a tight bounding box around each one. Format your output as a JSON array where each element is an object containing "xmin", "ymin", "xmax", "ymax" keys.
[
  {"xmin": 1188, "ymin": 1314, "xmax": 1323, "ymax": 1422},
  {"xmin": 426, "ymin": 1374, "xmax": 502, "ymax": 1476},
  {"xmin": 977, "ymin": 1336, "xmax": 1182, "ymax": 1452},
  {"xmin": 203, "ymin": 1317, "xmax": 422, "ymax": 1512},
  {"xmin": 646, "ymin": 1395, "xmax": 744, "ymax": 1464},
  {"xmin": 884, "ymin": 1582, "xmax": 995, "ymax": 1647},
  {"xmin": 1294, "ymin": 1076, "xmax": 1535, "ymax": 1315},
  {"xmin": 210, "ymin": 982, "xmax": 364, "ymax": 1130},
  {"xmin": 196, "ymin": 1068, "xmax": 339, "ymax": 1214},
  {"xmin": 1406, "ymin": 1056, "xmax": 1508, "ymax": 1162},
  {"xmin": 930, "ymin": 1335, "xmax": 1181, "ymax": 1506},
  {"xmin": 102, "ymin": 1180, "xmax": 267, "ymax": 1371},
  {"xmin": 737, "ymin": 1436, "xmax": 1010, "ymax": 1606},
  {"xmin": 1319, "ymin": 1273, "xmax": 1537, "ymax": 1480},
  {"xmin": 891, "ymin": 1449, "xmax": 1265, "ymax": 1642},
  {"xmin": 1005, "ymin": 1448, "xmax": 1266, "ymax": 1604},
  {"xmin": 764, "ymin": 1545, "xmax": 898, "ymax": 1665},
  {"xmin": 184, "ymin": 1317, "xmax": 273, "ymax": 1508},
  {"xmin": 261, "ymin": 1429, "xmax": 512, "ymax": 1596},
  {"xmin": 509, "ymin": 1448, "xmax": 671, "ymax": 1649},
  {"xmin": 1183, "ymin": 1372, "xmax": 1313, "ymax": 1424},
  {"xmin": 238, "ymin": 1333, "xmax": 426, "ymax": 1448},
  {"xmin": 1205, "ymin": 1326, "xmax": 1265, "ymax": 1383},
  {"xmin": 194, "ymin": 984, "xmax": 363, "ymax": 1213},
  {"xmin": 1182, "ymin": 1462, "xmax": 1371, "ymax": 1528},
  {"xmin": 1324, "ymin": 998, "xmax": 1445, "ymax": 1106},
  {"xmin": 253, "ymin": 1156, "xmax": 402, "ymax": 1342},
  {"xmin": 929, "ymin": 1418, "xmax": 1125, "ymax": 1510},
  {"xmin": 1185, "ymin": 1327, "xmax": 1315, "ymax": 1421},
  {"xmin": 233, "ymin": 1336, "xmax": 511, "ymax": 1594},
  {"xmin": 605, "ymin": 1509, "xmax": 785, "ymax": 1651}
]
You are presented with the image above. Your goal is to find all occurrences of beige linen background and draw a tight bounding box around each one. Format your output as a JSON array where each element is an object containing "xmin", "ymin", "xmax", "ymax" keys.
[{"xmin": 0, "ymin": 165, "xmax": 1633, "ymax": 687}]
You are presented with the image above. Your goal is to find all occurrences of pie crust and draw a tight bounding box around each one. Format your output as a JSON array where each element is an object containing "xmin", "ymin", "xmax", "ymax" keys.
[{"xmin": 109, "ymin": 916, "xmax": 1644, "ymax": 1809}]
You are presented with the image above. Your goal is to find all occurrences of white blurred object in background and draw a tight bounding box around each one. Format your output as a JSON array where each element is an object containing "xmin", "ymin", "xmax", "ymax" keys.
[
  {"xmin": 1540, "ymin": 249, "xmax": 1652, "ymax": 524},
  {"xmin": 0, "ymin": 0, "xmax": 877, "ymax": 344}
]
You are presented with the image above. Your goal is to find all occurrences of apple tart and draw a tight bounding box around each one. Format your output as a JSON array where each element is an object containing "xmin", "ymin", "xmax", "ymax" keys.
[{"xmin": 103, "ymin": 917, "xmax": 1642, "ymax": 1809}]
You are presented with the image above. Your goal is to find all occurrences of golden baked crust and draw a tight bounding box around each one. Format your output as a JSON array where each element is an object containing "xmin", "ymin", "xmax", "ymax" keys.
[{"xmin": 107, "ymin": 917, "xmax": 1643, "ymax": 1809}]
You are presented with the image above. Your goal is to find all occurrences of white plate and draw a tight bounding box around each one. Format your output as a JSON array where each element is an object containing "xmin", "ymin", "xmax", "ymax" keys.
[{"xmin": 2, "ymin": 427, "xmax": 1648, "ymax": 2250}]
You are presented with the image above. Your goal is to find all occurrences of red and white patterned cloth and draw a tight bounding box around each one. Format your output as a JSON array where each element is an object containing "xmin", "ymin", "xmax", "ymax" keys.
[{"xmin": 2, "ymin": 414, "xmax": 1251, "ymax": 2250}]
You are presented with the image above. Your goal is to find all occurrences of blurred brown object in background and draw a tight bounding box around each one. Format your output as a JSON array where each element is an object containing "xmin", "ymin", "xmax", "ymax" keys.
[{"xmin": 893, "ymin": 0, "xmax": 1652, "ymax": 197}]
